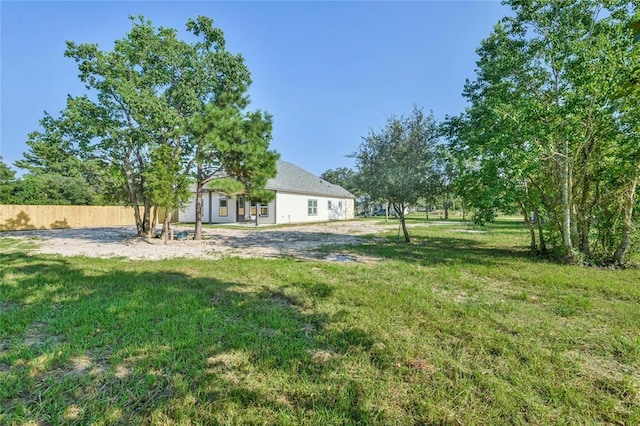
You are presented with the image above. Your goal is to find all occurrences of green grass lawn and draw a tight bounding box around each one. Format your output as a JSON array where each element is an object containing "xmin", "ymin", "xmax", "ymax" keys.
[{"xmin": 1, "ymin": 221, "xmax": 638, "ymax": 424}]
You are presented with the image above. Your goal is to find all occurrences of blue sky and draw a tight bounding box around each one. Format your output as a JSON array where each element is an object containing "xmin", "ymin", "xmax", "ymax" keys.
[{"xmin": 1, "ymin": 1, "xmax": 508, "ymax": 177}]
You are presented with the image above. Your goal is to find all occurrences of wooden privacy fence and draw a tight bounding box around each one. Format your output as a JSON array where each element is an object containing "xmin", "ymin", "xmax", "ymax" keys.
[{"xmin": 0, "ymin": 205, "xmax": 138, "ymax": 231}]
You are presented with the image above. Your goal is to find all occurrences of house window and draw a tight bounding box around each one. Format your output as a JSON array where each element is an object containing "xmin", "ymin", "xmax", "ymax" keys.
[
  {"xmin": 308, "ymin": 199, "xmax": 318, "ymax": 216},
  {"xmin": 338, "ymin": 201, "xmax": 343, "ymax": 209},
  {"xmin": 328, "ymin": 200, "xmax": 333, "ymax": 210},
  {"xmin": 250, "ymin": 201, "xmax": 268, "ymax": 217},
  {"xmin": 219, "ymin": 198, "xmax": 228, "ymax": 217}
]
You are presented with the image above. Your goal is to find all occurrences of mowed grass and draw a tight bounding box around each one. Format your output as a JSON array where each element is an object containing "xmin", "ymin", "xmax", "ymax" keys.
[{"xmin": 0, "ymin": 221, "xmax": 639, "ymax": 424}]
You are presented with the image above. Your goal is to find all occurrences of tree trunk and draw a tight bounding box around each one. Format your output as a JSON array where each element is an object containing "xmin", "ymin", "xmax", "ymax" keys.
[
  {"xmin": 150, "ymin": 206, "xmax": 158, "ymax": 236},
  {"xmin": 521, "ymin": 203, "xmax": 536, "ymax": 251},
  {"xmin": 579, "ymin": 219, "xmax": 590, "ymax": 257},
  {"xmin": 194, "ymin": 179, "xmax": 204, "ymax": 241},
  {"xmin": 122, "ymin": 154, "xmax": 145, "ymax": 236},
  {"xmin": 161, "ymin": 209, "xmax": 172, "ymax": 245},
  {"xmin": 400, "ymin": 216, "xmax": 410, "ymax": 242},
  {"xmin": 533, "ymin": 206, "xmax": 546, "ymax": 253},
  {"xmin": 612, "ymin": 167, "xmax": 638, "ymax": 266},
  {"xmin": 576, "ymin": 137, "xmax": 595, "ymax": 256},
  {"xmin": 132, "ymin": 204, "xmax": 143, "ymax": 236},
  {"xmin": 143, "ymin": 198, "xmax": 152, "ymax": 238},
  {"xmin": 393, "ymin": 203, "xmax": 411, "ymax": 243},
  {"xmin": 443, "ymin": 191, "xmax": 449, "ymax": 220},
  {"xmin": 560, "ymin": 139, "xmax": 574, "ymax": 259},
  {"xmin": 394, "ymin": 203, "xmax": 411, "ymax": 243}
]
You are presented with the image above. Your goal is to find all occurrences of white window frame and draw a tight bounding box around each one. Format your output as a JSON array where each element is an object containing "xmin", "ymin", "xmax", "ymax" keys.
[{"xmin": 308, "ymin": 199, "xmax": 318, "ymax": 216}]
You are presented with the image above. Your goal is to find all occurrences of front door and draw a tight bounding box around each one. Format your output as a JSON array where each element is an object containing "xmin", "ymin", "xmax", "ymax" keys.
[{"xmin": 236, "ymin": 197, "xmax": 245, "ymax": 222}]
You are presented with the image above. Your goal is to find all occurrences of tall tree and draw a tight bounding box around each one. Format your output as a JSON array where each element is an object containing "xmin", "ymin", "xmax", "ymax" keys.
[
  {"xmin": 25, "ymin": 15, "xmax": 277, "ymax": 237},
  {"xmin": 610, "ymin": 15, "xmax": 640, "ymax": 265},
  {"xmin": 452, "ymin": 0, "xmax": 639, "ymax": 264},
  {"xmin": 353, "ymin": 107, "xmax": 440, "ymax": 242},
  {"xmin": 144, "ymin": 143, "xmax": 191, "ymax": 242},
  {"xmin": 16, "ymin": 111, "xmax": 114, "ymax": 204},
  {"xmin": 188, "ymin": 102, "xmax": 278, "ymax": 240}
]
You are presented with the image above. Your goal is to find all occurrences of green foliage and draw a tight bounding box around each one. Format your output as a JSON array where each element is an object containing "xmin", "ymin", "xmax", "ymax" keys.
[
  {"xmin": 16, "ymin": 114, "xmax": 87, "ymax": 178},
  {"xmin": 0, "ymin": 156, "xmax": 16, "ymax": 204},
  {"xmin": 144, "ymin": 144, "xmax": 191, "ymax": 215},
  {"xmin": 11, "ymin": 173, "xmax": 97, "ymax": 205},
  {"xmin": 353, "ymin": 106, "xmax": 441, "ymax": 241},
  {"xmin": 615, "ymin": 15, "xmax": 640, "ymax": 100},
  {"xmin": 13, "ymin": 111, "xmax": 115, "ymax": 205},
  {"xmin": 451, "ymin": 0, "xmax": 640, "ymax": 264},
  {"xmin": 206, "ymin": 177, "xmax": 246, "ymax": 195},
  {"xmin": 320, "ymin": 167, "xmax": 358, "ymax": 194},
  {"xmin": 206, "ymin": 177, "xmax": 275, "ymax": 204},
  {"xmin": 190, "ymin": 103, "xmax": 279, "ymax": 195},
  {"xmin": 21, "ymin": 15, "xmax": 277, "ymax": 235},
  {"xmin": 188, "ymin": 102, "xmax": 278, "ymax": 238}
]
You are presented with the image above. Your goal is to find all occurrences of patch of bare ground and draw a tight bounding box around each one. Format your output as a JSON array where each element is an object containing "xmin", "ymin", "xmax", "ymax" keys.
[
  {"xmin": 308, "ymin": 349, "xmax": 339, "ymax": 363},
  {"xmin": 24, "ymin": 322, "xmax": 54, "ymax": 348},
  {"xmin": 566, "ymin": 350, "xmax": 640, "ymax": 383},
  {"xmin": 1, "ymin": 221, "xmax": 403, "ymax": 261},
  {"xmin": 565, "ymin": 350, "xmax": 640, "ymax": 409},
  {"xmin": 26, "ymin": 348, "xmax": 144, "ymax": 389},
  {"xmin": 406, "ymin": 358, "xmax": 437, "ymax": 373}
]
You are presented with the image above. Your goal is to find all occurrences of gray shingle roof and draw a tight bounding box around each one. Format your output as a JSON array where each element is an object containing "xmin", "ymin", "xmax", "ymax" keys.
[{"xmin": 266, "ymin": 161, "xmax": 355, "ymax": 198}]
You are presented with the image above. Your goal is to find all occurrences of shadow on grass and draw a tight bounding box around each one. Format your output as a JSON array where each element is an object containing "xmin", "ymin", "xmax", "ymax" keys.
[
  {"xmin": 0, "ymin": 251, "xmax": 378, "ymax": 424},
  {"xmin": 347, "ymin": 233, "xmax": 535, "ymax": 267}
]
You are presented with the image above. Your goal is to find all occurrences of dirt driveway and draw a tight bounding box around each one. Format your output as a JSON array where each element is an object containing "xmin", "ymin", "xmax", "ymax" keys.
[{"xmin": 1, "ymin": 221, "xmax": 402, "ymax": 261}]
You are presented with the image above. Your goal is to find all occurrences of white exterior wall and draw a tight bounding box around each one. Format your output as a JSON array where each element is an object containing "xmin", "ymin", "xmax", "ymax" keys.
[
  {"xmin": 274, "ymin": 191, "xmax": 355, "ymax": 224},
  {"xmin": 179, "ymin": 191, "xmax": 355, "ymax": 224},
  {"xmin": 248, "ymin": 198, "xmax": 276, "ymax": 225},
  {"xmin": 345, "ymin": 198, "xmax": 355, "ymax": 220},
  {"xmin": 210, "ymin": 193, "xmax": 236, "ymax": 224},
  {"xmin": 179, "ymin": 197, "xmax": 198, "ymax": 223},
  {"xmin": 178, "ymin": 191, "xmax": 236, "ymax": 224}
]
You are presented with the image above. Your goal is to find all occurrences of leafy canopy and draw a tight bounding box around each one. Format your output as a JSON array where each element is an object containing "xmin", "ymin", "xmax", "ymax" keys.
[{"xmin": 353, "ymin": 106, "xmax": 440, "ymax": 242}]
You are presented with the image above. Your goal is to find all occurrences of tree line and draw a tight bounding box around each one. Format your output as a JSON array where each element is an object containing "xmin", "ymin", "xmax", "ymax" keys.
[
  {"xmin": 2, "ymin": 1, "xmax": 639, "ymax": 264},
  {"xmin": 322, "ymin": 1, "xmax": 640, "ymax": 265}
]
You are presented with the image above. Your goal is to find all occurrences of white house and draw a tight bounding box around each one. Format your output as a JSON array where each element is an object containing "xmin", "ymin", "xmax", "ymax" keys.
[{"xmin": 178, "ymin": 161, "xmax": 355, "ymax": 225}]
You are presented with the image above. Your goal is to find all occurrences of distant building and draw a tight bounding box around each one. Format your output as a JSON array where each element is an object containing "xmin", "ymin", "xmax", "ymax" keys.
[{"xmin": 178, "ymin": 160, "xmax": 355, "ymax": 225}]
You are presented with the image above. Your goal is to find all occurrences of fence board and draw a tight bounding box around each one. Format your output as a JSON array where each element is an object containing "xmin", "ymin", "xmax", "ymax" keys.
[{"xmin": 0, "ymin": 205, "xmax": 139, "ymax": 231}]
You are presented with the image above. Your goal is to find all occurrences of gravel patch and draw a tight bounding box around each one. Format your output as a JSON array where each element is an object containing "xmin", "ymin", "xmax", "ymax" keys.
[{"xmin": 1, "ymin": 221, "xmax": 393, "ymax": 261}]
